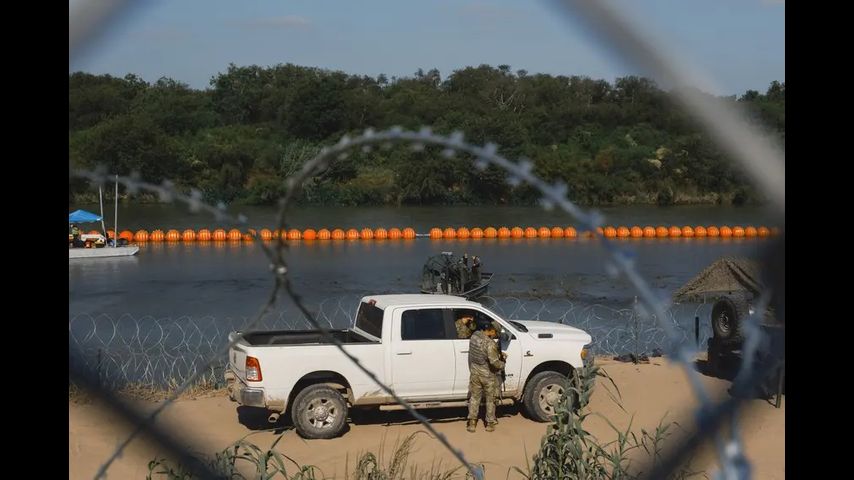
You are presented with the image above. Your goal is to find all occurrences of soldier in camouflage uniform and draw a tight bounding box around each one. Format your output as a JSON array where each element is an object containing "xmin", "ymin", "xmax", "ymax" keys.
[
  {"xmin": 467, "ymin": 319, "xmax": 507, "ymax": 432},
  {"xmin": 455, "ymin": 314, "xmax": 476, "ymax": 339}
]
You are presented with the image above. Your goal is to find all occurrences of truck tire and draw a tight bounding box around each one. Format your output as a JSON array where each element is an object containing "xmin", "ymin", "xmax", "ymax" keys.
[
  {"xmin": 711, "ymin": 296, "xmax": 749, "ymax": 347},
  {"xmin": 291, "ymin": 384, "xmax": 348, "ymax": 439},
  {"xmin": 522, "ymin": 371, "xmax": 576, "ymax": 422}
]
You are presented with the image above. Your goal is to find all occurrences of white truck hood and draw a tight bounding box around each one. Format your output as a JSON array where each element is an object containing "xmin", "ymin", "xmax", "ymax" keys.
[{"xmin": 514, "ymin": 320, "xmax": 592, "ymax": 344}]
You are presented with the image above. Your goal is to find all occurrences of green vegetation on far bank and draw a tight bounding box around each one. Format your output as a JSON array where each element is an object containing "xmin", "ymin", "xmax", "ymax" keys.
[{"xmin": 70, "ymin": 64, "xmax": 784, "ymax": 207}]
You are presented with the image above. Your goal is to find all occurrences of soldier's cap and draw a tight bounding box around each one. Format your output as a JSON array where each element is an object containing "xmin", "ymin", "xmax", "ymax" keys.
[{"xmin": 476, "ymin": 318, "xmax": 496, "ymax": 330}]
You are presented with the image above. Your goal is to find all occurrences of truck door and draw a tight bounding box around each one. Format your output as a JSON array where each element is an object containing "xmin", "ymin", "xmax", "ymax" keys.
[
  {"xmin": 389, "ymin": 307, "xmax": 457, "ymax": 399},
  {"xmin": 450, "ymin": 308, "xmax": 523, "ymax": 397}
]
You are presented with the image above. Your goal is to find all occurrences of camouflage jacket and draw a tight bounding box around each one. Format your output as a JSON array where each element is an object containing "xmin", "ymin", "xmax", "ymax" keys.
[
  {"xmin": 468, "ymin": 330, "xmax": 505, "ymax": 378},
  {"xmin": 455, "ymin": 318, "xmax": 475, "ymax": 339}
]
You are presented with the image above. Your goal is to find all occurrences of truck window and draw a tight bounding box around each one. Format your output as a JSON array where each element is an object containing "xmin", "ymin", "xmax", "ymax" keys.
[
  {"xmin": 355, "ymin": 302, "xmax": 384, "ymax": 339},
  {"xmin": 401, "ymin": 309, "xmax": 453, "ymax": 340}
]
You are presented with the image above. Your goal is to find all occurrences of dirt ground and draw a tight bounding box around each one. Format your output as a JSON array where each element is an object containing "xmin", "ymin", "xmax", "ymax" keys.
[{"xmin": 69, "ymin": 357, "xmax": 784, "ymax": 479}]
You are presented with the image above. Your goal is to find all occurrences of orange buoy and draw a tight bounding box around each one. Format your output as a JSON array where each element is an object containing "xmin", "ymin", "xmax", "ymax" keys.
[
  {"xmin": 332, "ymin": 229, "xmax": 346, "ymax": 240},
  {"xmin": 443, "ymin": 227, "xmax": 457, "ymax": 239},
  {"xmin": 285, "ymin": 229, "xmax": 300, "ymax": 240},
  {"xmin": 429, "ymin": 228, "xmax": 443, "ymax": 239},
  {"xmin": 212, "ymin": 229, "xmax": 227, "ymax": 241},
  {"xmin": 603, "ymin": 226, "xmax": 617, "ymax": 238},
  {"xmin": 551, "ymin": 227, "xmax": 564, "ymax": 238},
  {"xmin": 719, "ymin": 226, "xmax": 733, "ymax": 238},
  {"xmin": 484, "ymin": 227, "xmax": 498, "ymax": 238},
  {"xmin": 150, "ymin": 229, "xmax": 165, "ymax": 242},
  {"xmin": 745, "ymin": 226, "xmax": 757, "ymax": 238},
  {"xmin": 303, "ymin": 229, "xmax": 317, "ymax": 240},
  {"xmin": 630, "ymin": 226, "xmax": 643, "ymax": 238},
  {"xmin": 119, "ymin": 230, "xmax": 134, "ymax": 241},
  {"xmin": 388, "ymin": 228, "xmax": 402, "ymax": 240},
  {"xmin": 538, "ymin": 227, "xmax": 551, "ymax": 238},
  {"xmin": 643, "ymin": 226, "xmax": 656, "ymax": 238},
  {"xmin": 732, "ymin": 226, "xmax": 745, "ymax": 237},
  {"xmin": 757, "ymin": 226, "xmax": 770, "ymax": 237},
  {"xmin": 616, "ymin": 226, "xmax": 630, "ymax": 238},
  {"xmin": 668, "ymin": 226, "xmax": 681, "ymax": 237},
  {"xmin": 360, "ymin": 228, "xmax": 374, "ymax": 240},
  {"xmin": 706, "ymin": 226, "xmax": 720, "ymax": 237},
  {"xmin": 564, "ymin": 227, "xmax": 577, "ymax": 238},
  {"xmin": 655, "ymin": 226, "xmax": 669, "ymax": 238},
  {"xmin": 346, "ymin": 228, "xmax": 360, "ymax": 240},
  {"xmin": 471, "ymin": 227, "xmax": 484, "ymax": 239},
  {"xmin": 260, "ymin": 229, "xmax": 273, "ymax": 240},
  {"xmin": 197, "ymin": 229, "xmax": 211, "ymax": 241},
  {"xmin": 373, "ymin": 228, "xmax": 387, "ymax": 240},
  {"xmin": 457, "ymin": 227, "xmax": 470, "ymax": 239},
  {"xmin": 694, "ymin": 226, "xmax": 707, "ymax": 237},
  {"xmin": 182, "ymin": 229, "xmax": 196, "ymax": 242},
  {"xmin": 166, "ymin": 229, "xmax": 181, "ymax": 241},
  {"xmin": 596, "ymin": 227, "xmax": 605, "ymax": 236},
  {"xmin": 317, "ymin": 229, "xmax": 331, "ymax": 240},
  {"xmin": 134, "ymin": 230, "xmax": 149, "ymax": 242},
  {"xmin": 511, "ymin": 227, "xmax": 524, "ymax": 238},
  {"xmin": 243, "ymin": 230, "xmax": 255, "ymax": 241},
  {"xmin": 227, "ymin": 229, "xmax": 242, "ymax": 241},
  {"xmin": 402, "ymin": 227, "xmax": 416, "ymax": 239},
  {"xmin": 498, "ymin": 227, "xmax": 511, "ymax": 238},
  {"xmin": 681, "ymin": 226, "xmax": 694, "ymax": 238},
  {"xmin": 524, "ymin": 227, "xmax": 537, "ymax": 238}
]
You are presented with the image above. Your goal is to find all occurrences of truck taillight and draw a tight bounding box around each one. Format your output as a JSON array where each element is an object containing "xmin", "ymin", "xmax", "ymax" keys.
[{"xmin": 245, "ymin": 356, "xmax": 262, "ymax": 382}]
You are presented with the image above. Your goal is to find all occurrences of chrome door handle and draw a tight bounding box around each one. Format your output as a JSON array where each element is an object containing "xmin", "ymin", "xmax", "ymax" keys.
[{"xmin": 396, "ymin": 351, "xmax": 412, "ymax": 355}]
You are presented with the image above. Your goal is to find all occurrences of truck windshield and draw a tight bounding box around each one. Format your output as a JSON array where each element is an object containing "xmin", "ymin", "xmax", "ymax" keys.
[{"xmin": 355, "ymin": 302, "xmax": 384, "ymax": 339}]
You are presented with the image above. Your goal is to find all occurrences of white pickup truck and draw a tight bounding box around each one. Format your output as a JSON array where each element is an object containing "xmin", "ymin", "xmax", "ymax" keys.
[{"xmin": 225, "ymin": 294, "xmax": 593, "ymax": 439}]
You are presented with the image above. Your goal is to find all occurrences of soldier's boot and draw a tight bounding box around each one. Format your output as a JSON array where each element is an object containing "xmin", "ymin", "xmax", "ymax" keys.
[
  {"xmin": 466, "ymin": 420, "xmax": 477, "ymax": 433},
  {"xmin": 485, "ymin": 422, "xmax": 496, "ymax": 432}
]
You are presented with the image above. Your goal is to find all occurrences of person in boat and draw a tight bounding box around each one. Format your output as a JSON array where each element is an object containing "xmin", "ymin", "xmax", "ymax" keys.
[{"xmin": 471, "ymin": 256, "xmax": 482, "ymax": 284}]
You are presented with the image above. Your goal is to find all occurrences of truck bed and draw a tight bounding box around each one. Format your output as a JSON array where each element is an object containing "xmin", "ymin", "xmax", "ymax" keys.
[{"xmin": 239, "ymin": 329, "xmax": 378, "ymax": 346}]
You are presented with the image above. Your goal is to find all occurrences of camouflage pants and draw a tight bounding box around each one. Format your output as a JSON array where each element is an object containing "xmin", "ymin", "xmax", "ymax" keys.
[{"xmin": 467, "ymin": 374, "xmax": 499, "ymax": 424}]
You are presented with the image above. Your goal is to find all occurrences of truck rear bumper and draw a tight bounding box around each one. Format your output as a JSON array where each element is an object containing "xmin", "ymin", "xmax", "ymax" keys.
[{"xmin": 225, "ymin": 368, "xmax": 266, "ymax": 408}]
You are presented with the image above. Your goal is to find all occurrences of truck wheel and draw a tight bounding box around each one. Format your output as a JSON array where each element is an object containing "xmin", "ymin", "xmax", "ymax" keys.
[
  {"xmin": 522, "ymin": 371, "xmax": 575, "ymax": 422},
  {"xmin": 711, "ymin": 296, "xmax": 749, "ymax": 347},
  {"xmin": 291, "ymin": 385, "xmax": 348, "ymax": 439}
]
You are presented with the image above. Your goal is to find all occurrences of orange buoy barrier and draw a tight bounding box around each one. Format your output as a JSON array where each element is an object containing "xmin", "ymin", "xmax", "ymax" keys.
[
  {"xmin": 551, "ymin": 227, "xmax": 564, "ymax": 238},
  {"xmin": 643, "ymin": 226, "xmax": 655, "ymax": 238},
  {"xmin": 260, "ymin": 229, "xmax": 273, "ymax": 240},
  {"xmin": 497, "ymin": 227, "xmax": 511, "ymax": 238},
  {"xmin": 616, "ymin": 226, "xmax": 630, "ymax": 238},
  {"xmin": 181, "ymin": 229, "xmax": 196, "ymax": 242},
  {"xmin": 745, "ymin": 226, "xmax": 757, "ymax": 238},
  {"xmin": 694, "ymin": 226, "xmax": 706, "ymax": 237},
  {"xmin": 630, "ymin": 226, "xmax": 643, "ymax": 238},
  {"xmin": 471, "ymin": 227, "xmax": 484, "ymax": 239},
  {"xmin": 602, "ymin": 226, "xmax": 615, "ymax": 238},
  {"xmin": 166, "ymin": 229, "xmax": 181, "ymax": 241},
  {"xmin": 373, "ymin": 228, "xmax": 387, "ymax": 240},
  {"xmin": 332, "ymin": 229, "xmax": 345, "ymax": 240},
  {"xmin": 732, "ymin": 226, "xmax": 745, "ymax": 237},
  {"xmin": 303, "ymin": 229, "xmax": 317, "ymax": 240},
  {"xmin": 134, "ymin": 230, "xmax": 149, "ymax": 242},
  {"xmin": 538, "ymin": 227, "xmax": 551, "ymax": 238},
  {"xmin": 706, "ymin": 226, "xmax": 720, "ymax": 237},
  {"xmin": 681, "ymin": 226, "xmax": 694, "ymax": 238},
  {"xmin": 443, "ymin": 227, "xmax": 457, "ymax": 239},
  {"xmin": 227, "ymin": 229, "xmax": 242, "ymax": 241},
  {"xmin": 457, "ymin": 227, "xmax": 470, "ymax": 239},
  {"xmin": 360, "ymin": 228, "xmax": 374, "ymax": 240},
  {"xmin": 655, "ymin": 226, "xmax": 668, "ymax": 238},
  {"xmin": 429, "ymin": 228, "xmax": 443, "ymax": 239},
  {"xmin": 719, "ymin": 226, "xmax": 732, "ymax": 238},
  {"xmin": 119, "ymin": 230, "xmax": 134, "ymax": 241},
  {"xmin": 402, "ymin": 227, "xmax": 416, "ymax": 239},
  {"xmin": 668, "ymin": 226, "xmax": 681, "ymax": 237},
  {"xmin": 757, "ymin": 226, "xmax": 770, "ymax": 237},
  {"xmin": 197, "ymin": 229, "xmax": 211, "ymax": 241},
  {"xmin": 318, "ymin": 229, "xmax": 331, "ymax": 240},
  {"xmin": 484, "ymin": 227, "xmax": 497, "ymax": 238},
  {"xmin": 524, "ymin": 227, "xmax": 537, "ymax": 238},
  {"xmin": 511, "ymin": 227, "xmax": 524, "ymax": 238},
  {"xmin": 150, "ymin": 230, "xmax": 164, "ymax": 242},
  {"xmin": 346, "ymin": 228, "xmax": 360, "ymax": 240},
  {"xmin": 212, "ymin": 229, "xmax": 226, "ymax": 241},
  {"xmin": 388, "ymin": 228, "xmax": 402, "ymax": 239},
  {"xmin": 564, "ymin": 227, "xmax": 577, "ymax": 238}
]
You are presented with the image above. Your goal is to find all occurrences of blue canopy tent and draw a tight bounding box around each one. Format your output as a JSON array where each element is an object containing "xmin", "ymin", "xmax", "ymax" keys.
[{"xmin": 69, "ymin": 209, "xmax": 102, "ymax": 224}]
